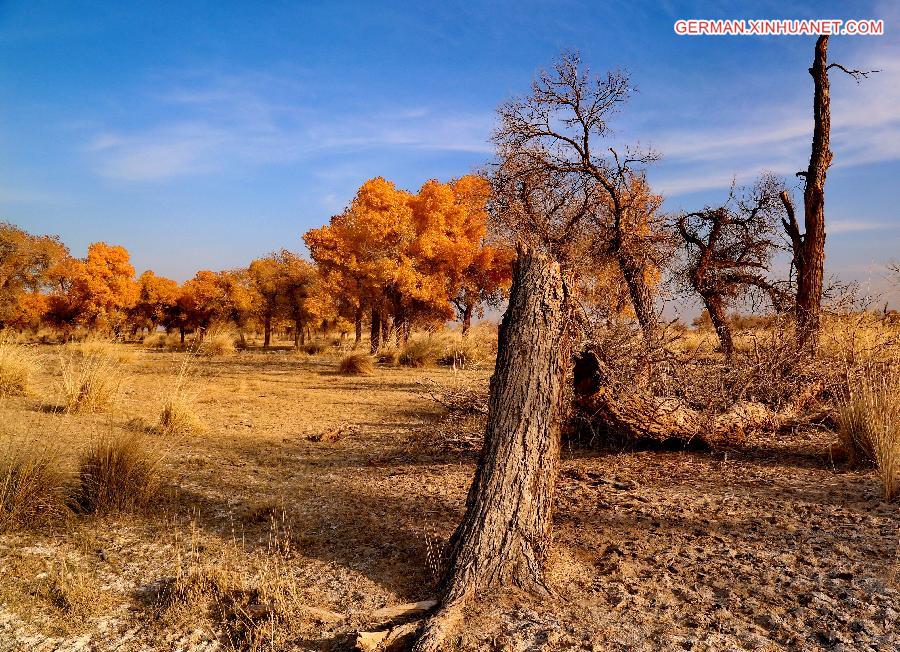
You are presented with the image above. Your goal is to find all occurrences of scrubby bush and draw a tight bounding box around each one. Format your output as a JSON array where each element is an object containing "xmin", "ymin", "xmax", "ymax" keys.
[
  {"xmin": 0, "ymin": 339, "xmax": 36, "ymax": 397},
  {"xmin": 0, "ymin": 447, "xmax": 69, "ymax": 531},
  {"xmin": 72, "ymin": 434, "xmax": 162, "ymax": 514},
  {"xmin": 338, "ymin": 352, "xmax": 374, "ymax": 376}
]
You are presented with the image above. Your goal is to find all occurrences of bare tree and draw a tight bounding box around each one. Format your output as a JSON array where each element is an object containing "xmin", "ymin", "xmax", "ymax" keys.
[
  {"xmin": 676, "ymin": 176, "xmax": 786, "ymax": 358},
  {"xmin": 780, "ymin": 36, "xmax": 876, "ymax": 351},
  {"xmin": 495, "ymin": 51, "xmax": 661, "ymax": 340},
  {"xmin": 413, "ymin": 143, "xmax": 595, "ymax": 650}
]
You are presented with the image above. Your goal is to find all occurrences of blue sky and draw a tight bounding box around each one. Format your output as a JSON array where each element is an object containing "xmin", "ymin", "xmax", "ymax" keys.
[{"xmin": 1, "ymin": 0, "xmax": 898, "ymax": 310}]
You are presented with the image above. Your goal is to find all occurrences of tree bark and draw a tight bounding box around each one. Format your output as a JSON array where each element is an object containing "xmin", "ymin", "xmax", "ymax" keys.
[
  {"xmin": 354, "ymin": 307, "xmax": 363, "ymax": 348},
  {"xmin": 461, "ymin": 303, "xmax": 474, "ymax": 336},
  {"xmin": 795, "ymin": 35, "xmax": 831, "ymax": 352},
  {"xmin": 414, "ymin": 247, "xmax": 572, "ymax": 652},
  {"xmin": 615, "ymin": 247, "xmax": 656, "ymax": 341},
  {"xmin": 263, "ymin": 315, "xmax": 272, "ymax": 348},
  {"xmin": 370, "ymin": 308, "xmax": 381, "ymax": 354},
  {"xmin": 294, "ymin": 318, "xmax": 304, "ymax": 347},
  {"xmin": 702, "ymin": 293, "xmax": 734, "ymax": 359}
]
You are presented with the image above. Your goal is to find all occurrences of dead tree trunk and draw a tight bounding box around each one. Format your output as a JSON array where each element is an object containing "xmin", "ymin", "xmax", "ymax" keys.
[
  {"xmin": 414, "ymin": 247, "xmax": 572, "ymax": 652},
  {"xmin": 702, "ymin": 293, "xmax": 734, "ymax": 359},
  {"xmin": 794, "ymin": 35, "xmax": 831, "ymax": 351},
  {"xmin": 615, "ymin": 247, "xmax": 656, "ymax": 341}
]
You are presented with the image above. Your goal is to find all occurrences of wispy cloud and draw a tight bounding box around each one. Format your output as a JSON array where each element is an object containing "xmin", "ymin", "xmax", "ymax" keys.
[
  {"xmin": 649, "ymin": 35, "xmax": 900, "ymax": 198},
  {"xmin": 86, "ymin": 72, "xmax": 493, "ymax": 182}
]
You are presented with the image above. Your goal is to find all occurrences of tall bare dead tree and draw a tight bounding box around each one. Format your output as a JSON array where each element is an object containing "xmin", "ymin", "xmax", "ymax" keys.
[
  {"xmin": 676, "ymin": 176, "xmax": 786, "ymax": 358},
  {"xmin": 495, "ymin": 52, "xmax": 661, "ymax": 340},
  {"xmin": 412, "ymin": 144, "xmax": 596, "ymax": 650},
  {"xmin": 780, "ymin": 36, "xmax": 876, "ymax": 351}
]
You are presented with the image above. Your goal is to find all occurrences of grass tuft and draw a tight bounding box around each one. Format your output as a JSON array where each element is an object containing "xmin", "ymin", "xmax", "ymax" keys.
[
  {"xmin": 0, "ymin": 447, "xmax": 70, "ymax": 531},
  {"xmin": 838, "ymin": 363, "xmax": 900, "ymax": 500},
  {"xmin": 202, "ymin": 324, "xmax": 238, "ymax": 356},
  {"xmin": 338, "ymin": 352, "xmax": 374, "ymax": 376},
  {"xmin": 60, "ymin": 351, "xmax": 123, "ymax": 414},
  {"xmin": 72, "ymin": 434, "xmax": 162, "ymax": 515}
]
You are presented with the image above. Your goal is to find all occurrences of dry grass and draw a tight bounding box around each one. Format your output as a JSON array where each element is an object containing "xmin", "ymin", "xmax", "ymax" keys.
[
  {"xmin": 156, "ymin": 358, "xmax": 206, "ymax": 436},
  {"xmin": 202, "ymin": 324, "xmax": 238, "ymax": 356},
  {"xmin": 153, "ymin": 517, "xmax": 321, "ymax": 651},
  {"xmin": 376, "ymin": 342, "xmax": 402, "ymax": 365},
  {"xmin": 438, "ymin": 332, "xmax": 491, "ymax": 369},
  {"xmin": 0, "ymin": 338, "xmax": 36, "ymax": 397},
  {"xmin": 59, "ymin": 351, "xmax": 123, "ymax": 414},
  {"xmin": 67, "ymin": 336, "xmax": 136, "ymax": 364},
  {"xmin": 144, "ymin": 331, "xmax": 183, "ymax": 350},
  {"xmin": 71, "ymin": 434, "xmax": 162, "ymax": 515},
  {"xmin": 0, "ymin": 446, "xmax": 70, "ymax": 531},
  {"xmin": 838, "ymin": 362, "xmax": 900, "ymax": 499},
  {"xmin": 400, "ymin": 334, "xmax": 444, "ymax": 367},
  {"xmin": 302, "ymin": 340, "xmax": 327, "ymax": 355},
  {"xmin": 338, "ymin": 351, "xmax": 375, "ymax": 376},
  {"xmin": 40, "ymin": 557, "xmax": 109, "ymax": 621}
]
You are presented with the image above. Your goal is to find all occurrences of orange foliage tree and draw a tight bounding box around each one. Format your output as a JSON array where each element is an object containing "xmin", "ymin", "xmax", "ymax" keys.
[
  {"xmin": 48, "ymin": 242, "xmax": 138, "ymax": 334},
  {"xmin": 0, "ymin": 222, "xmax": 69, "ymax": 330},
  {"xmin": 180, "ymin": 269, "xmax": 253, "ymax": 343},
  {"xmin": 306, "ymin": 175, "xmax": 512, "ymax": 349},
  {"xmin": 130, "ymin": 270, "xmax": 180, "ymax": 334}
]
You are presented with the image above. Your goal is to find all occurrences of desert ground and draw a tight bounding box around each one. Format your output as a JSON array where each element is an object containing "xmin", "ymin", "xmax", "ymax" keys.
[{"xmin": 0, "ymin": 339, "xmax": 898, "ymax": 652}]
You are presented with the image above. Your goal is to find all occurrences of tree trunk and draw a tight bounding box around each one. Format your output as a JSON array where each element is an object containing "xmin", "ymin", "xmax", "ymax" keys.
[
  {"xmin": 461, "ymin": 303, "xmax": 473, "ymax": 336},
  {"xmin": 414, "ymin": 247, "xmax": 572, "ymax": 652},
  {"xmin": 354, "ymin": 307, "xmax": 363, "ymax": 348},
  {"xmin": 263, "ymin": 315, "xmax": 272, "ymax": 348},
  {"xmin": 294, "ymin": 318, "xmax": 304, "ymax": 347},
  {"xmin": 702, "ymin": 293, "xmax": 733, "ymax": 359},
  {"xmin": 795, "ymin": 35, "xmax": 831, "ymax": 352},
  {"xmin": 370, "ymin": 308, "xmax": 381, "ymax": 354},
  {"xmin": 179, "ymin": 327, "xmax": 185, "ymax": 344},
  {"xmin": 615, "ymin": 248, "xmax": 656, "ymax": 341}
]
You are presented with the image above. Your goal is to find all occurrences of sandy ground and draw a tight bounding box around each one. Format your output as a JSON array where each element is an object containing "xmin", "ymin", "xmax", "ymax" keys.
[{"xmin": 0, "ymin": 346, "xmax": 897, "ymax": 651}]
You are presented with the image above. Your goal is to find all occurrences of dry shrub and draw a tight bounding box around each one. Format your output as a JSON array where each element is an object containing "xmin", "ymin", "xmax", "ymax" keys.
[
  {"xmin": 838, "ymin": 362, "xmax": 900, "ymax": 499},
  {"xmin": 338, "ymin": 352, "xmax": 374, "ymax": 376},
  {"xmin": 0, "ymin": 339, "xmax": 36, "ymax": 397},
  {"xmin": 0, "ymin": 447, "xmax": 70, "ymax": 531},
  {"xmin": 202, "ymin": 324, "xmax": 238, "ymax": 356},
  {"xmin": 60, "ymin": 351, "xmax": 123, "ymax": 413},
  {"xmin": 72, "ymin": 434, "xmax": 162, "ymax": 514}
]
